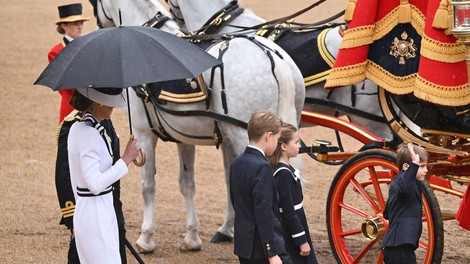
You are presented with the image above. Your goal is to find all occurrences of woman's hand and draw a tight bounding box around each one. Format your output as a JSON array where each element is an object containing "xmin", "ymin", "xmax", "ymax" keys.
[{"xmin": 122, "ymin": 139, "xmax": 140, "ymax": 165}]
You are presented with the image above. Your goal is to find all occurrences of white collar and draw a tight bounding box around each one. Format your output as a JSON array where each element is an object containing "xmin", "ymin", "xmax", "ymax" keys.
[
  {"xmin": 64, "ymin": 34, "xmax": 74, "ymax": 42},
  {"xmin": 248, "ymin": 145, "xmax": 265, "ymax": 157}
]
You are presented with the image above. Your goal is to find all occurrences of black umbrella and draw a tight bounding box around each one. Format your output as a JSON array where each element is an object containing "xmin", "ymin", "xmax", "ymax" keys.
[
  {"xmin": 34, "ymin": 25, "xmax": 221, "ymax": 166},
  {"xmin": 34, "ymin": 26, "xmax": 221, "ymax": 89}
]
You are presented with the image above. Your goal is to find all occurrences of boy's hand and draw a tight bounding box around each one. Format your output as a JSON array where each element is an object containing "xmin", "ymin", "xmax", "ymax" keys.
[
  {"xmin": 299, "ymin": 242, "xmax": 311, "ymax": 256},
  {"xmin": 408, "ymin": 142, "xmax": 420, "ymax": 164},
  {"xmin": 268, "ymin": 255, "xmax": 282, "ymax": 264}
]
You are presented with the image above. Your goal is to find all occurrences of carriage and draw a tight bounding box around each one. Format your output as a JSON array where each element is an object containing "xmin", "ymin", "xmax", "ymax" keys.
[
  {"xmin": 299, "ymin": 88, "xmax": 469, "ymax": 263},
  {"xmin": 292, "ymin": 0, "xmax": 470, "ymax": 262},
  {"xmin": 88, "ymin": 0, "xmax": 470, "ymax": 263}
]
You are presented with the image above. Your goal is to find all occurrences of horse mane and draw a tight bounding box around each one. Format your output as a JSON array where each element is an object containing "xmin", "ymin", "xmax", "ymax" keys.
[{"xmin": 140, "ymin": 0, "xmax": 183, "ymax": 33}]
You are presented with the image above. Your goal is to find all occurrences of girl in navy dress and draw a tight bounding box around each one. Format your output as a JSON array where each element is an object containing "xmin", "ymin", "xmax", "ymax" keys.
[{"xmin": 269, "ymin": 122, "xmax": 318, "ymax": 264}]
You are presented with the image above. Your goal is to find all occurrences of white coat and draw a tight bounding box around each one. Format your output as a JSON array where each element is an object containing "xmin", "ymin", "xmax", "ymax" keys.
[{"xmin": 68, "ymin": 120, "xmax": 128, "ymax": 264}]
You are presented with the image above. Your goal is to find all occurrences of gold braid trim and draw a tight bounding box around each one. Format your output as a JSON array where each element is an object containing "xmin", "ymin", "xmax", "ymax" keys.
[
  {"xmin": 340, "ymin": 4, "xmax": 425, "ymax": 49},
  {"xmin": 374, "ymin": 5, "xmax": 425, "ymax": 41},
  {"xmin": 420, "ymin": 33, "xmax": 467, "ymax": 63},
  {"xmin": 344, "ymin": 0, "xmax": 357, "ymax": 23},
  {"xmin": 414, "ymin": 75, "xmax": 470, "ymax": 106},
  {"xmin": 373, "ymin": 8, "xmax": 400, "ymax": 41},
  {"xmin": 398, "ymin": 0, "xmax": 412, "ymax": 23},
  {"xmin": 318, "ymin": 28, "xmax": 335, "ymax": 67},
  {"xmin": 340, "ymin": 25, "xmax": 375, "ymax": 49},
  {"xmin": 325, "ymin": 62, "xmax": 366, "ymax": 88},
  {"xmin": 410, "ymin": 5, "xmax": 426, "ymax": 35},
  {"xmin": 56, "ymin": 110, "xmax": 80, "ymax": 145},
  {"xmin": 304, "ymin": 69, "xmax": 331, "ymax": 86},
  {"xmin": 366, "ymin": 60, "xmax": 415, "ymax": 94}
]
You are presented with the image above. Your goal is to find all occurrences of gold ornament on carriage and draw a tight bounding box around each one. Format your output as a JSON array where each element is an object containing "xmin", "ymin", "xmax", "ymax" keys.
[{"xmin": 389, "ymin": 31, "xmax": 417, "ymax": 65}]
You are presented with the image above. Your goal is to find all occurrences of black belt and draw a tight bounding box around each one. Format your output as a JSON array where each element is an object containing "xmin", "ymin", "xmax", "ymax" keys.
[{"xmin": 77, "ymin": 186, "xmax": 112, "ymax": 197}]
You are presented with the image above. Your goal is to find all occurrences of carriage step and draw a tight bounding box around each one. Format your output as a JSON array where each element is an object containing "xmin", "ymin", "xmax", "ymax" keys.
[
  {"xmin": 299, "ymin": 139, "xmax": 339, "ymax": 154},
  {"xmin": 440, "ymin": 209, "xmax": 457, "ymax": 221}
]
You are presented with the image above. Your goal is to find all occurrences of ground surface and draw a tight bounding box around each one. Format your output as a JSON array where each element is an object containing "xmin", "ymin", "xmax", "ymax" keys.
[{"xmin": 1, "ymin": 0, "xmax": 468, "ymax": 263}]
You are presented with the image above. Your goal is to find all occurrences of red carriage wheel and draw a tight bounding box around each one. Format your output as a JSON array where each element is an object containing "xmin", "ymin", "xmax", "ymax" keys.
[{"xmin": 326, "ymin": 149, "xmax": 444, "ymax": 263}]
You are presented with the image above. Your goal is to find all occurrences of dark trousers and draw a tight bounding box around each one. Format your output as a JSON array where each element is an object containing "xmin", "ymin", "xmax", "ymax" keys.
[
  {"xmin": 67, "ymin": 235, "xmax": 80, "ymax": 264},
  {"xmin": 239, "ymin": 253, "xmax": 292, "ymax": 264},
  {"xmin": 383, "ymin": 245, "xmax": 417, "ymax": 264}
]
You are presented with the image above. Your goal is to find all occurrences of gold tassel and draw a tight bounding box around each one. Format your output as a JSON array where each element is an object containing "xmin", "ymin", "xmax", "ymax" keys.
[
  {"xmin": 432, "ymin": 0, "xmax": 450, "ymax": 30},
  {"xmin": 398, "ymin": 0, "xmax": 412, "ymax": 23},
  {"xmin": 344, "ymin": 0, "xmax": 357, "ymax": 23}
]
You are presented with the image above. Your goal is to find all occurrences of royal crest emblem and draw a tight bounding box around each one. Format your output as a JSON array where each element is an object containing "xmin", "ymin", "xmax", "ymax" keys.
[{"xmin": 390, "ymin": 31, "xmax": 416, "ymax": 65}]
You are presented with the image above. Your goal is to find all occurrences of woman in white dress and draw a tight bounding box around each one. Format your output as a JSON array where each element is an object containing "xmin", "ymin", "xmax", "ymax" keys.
[{"xmin": 67, "ymin": 87, "xmax": 139, "ymax": 263}]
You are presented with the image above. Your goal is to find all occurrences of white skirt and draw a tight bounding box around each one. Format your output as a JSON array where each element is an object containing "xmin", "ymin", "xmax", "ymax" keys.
[{"xmin": 74, "ymin": 192, "xmax": 120, "ymax": 264}]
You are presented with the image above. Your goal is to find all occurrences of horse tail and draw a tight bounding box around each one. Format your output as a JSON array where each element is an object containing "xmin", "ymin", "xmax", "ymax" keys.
[{"xmin": 270, "ymin": 51, "xmax": 304, "ymax": 129}]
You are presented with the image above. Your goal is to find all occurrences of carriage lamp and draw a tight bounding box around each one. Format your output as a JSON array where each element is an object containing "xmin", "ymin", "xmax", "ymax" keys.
[{"xmin": 451, "ymin": 0, "xmax": 470, "ymax": 87}]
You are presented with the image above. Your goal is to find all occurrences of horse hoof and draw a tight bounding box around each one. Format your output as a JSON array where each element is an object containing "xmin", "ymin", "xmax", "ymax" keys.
[
  {"xmin": 210, "ymin": 231, "xmax": 233, "ymax": 243},
  {"xmin": 135, "ymin": 239, "xmax": 155, "ymax": 254},
  {"xmin": 179, "ymin": 243, "xmax": 202, "ymax": 252}
]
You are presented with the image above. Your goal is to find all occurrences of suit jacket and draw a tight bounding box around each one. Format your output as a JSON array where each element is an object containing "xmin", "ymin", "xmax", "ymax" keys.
[
  {"xmin": 229, "ymin": 146, "xmax": 286, "ymax": 260},
  {"xmin": 380, "ymin": 163, "xmax": 423, "ymax": 249}
]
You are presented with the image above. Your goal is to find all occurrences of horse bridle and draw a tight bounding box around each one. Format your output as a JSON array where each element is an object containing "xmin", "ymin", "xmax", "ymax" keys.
[
  {"xmin": 89, "ymin": 0, "xmax": 114, "ymax": 28},
  {"xmin": 165, "ymin": 0, "xmax": 185, "ymax": 24}
]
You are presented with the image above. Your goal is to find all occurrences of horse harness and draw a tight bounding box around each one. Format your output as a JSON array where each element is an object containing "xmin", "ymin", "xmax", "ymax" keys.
[
  {"xmin": 133, "ymin": 13, "xmax": 284, "ymax": 148},
  {"xmin": 167, "ymin": 0, "xmax": 384, "ymax": 125}
]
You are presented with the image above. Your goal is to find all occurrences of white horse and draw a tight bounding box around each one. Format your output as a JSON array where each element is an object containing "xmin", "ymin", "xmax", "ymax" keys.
[
  {"xmin": 167, "ymin": 0, "xmax": 395, "ymax": 141},
  {"xmin": 90, "ymin": 0, "xmax": 305, "ymax": 252}
]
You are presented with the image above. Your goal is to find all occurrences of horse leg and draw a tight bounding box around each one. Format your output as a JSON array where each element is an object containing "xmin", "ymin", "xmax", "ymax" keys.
[
  {"xmin": 211, "ymin": 143, "xmax": 237, "ymax": 243},
  {"xmin": 177, "ymin": 143, "xmax": 202, "ymax": 251},
  {"xmin": 135, "ymin": 132, "xmax": 158, "ymax": 253}
]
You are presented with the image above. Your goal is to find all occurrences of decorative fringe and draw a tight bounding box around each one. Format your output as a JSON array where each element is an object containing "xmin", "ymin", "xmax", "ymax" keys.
[
  {"xmin": 420, "ymin": 34, "xmax": 467, "ymax": 63},
  {"xmin": 366, "ymin": 60, "xmax": 416, "ymax": 94},
  {"xmin": 344, "ymin": 0, "xmax": 357, "ymax": 23},
  {"xmin": 414, "ymin": 75, "xmax": 470, "ymax": 106},
  {"xmin": 432, "ymin": 0, "xmax": 450, "ymax": 31},
  {"xmin": 325, "ymin": 62, "xmax": 367, "ymax": 88},
  {"xmin": 398, "ymin": 0, "xmax": 412, "ymax": 23},
  {"xmin": 339, "ymin": 25, "xmax": 375, "ymax": 49}
]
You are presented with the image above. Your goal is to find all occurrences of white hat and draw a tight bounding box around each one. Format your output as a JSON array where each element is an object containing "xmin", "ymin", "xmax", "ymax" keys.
[{"xmin": 76, "ymin": 88, "xmax": 127, "ymax": 108}]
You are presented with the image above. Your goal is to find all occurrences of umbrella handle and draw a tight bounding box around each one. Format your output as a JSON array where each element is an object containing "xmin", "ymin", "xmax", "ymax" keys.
[
  {"xmin": 129, "ymin": 135, "xmax": 146, "ymax": 167},
  {"xmin": 133, "ymin": 148, "xmax": 146, "ymax": 167}
]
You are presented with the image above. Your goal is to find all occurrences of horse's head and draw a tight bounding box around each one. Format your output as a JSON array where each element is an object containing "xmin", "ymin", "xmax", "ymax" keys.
[{"xmin": 88, "ymin": 0, "xmax": 182, "ymax": 34}]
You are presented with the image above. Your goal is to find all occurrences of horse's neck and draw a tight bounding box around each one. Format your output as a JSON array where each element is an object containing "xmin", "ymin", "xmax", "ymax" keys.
[
  {"xmin": 178, "ymin": 0, "xmax": 232, "ymax": 32},
  {"xmin": 108, "ymin": 0, "xmax": 181, "ymax": 34},
  {"xmin": 217, "ymin": 9, "xmax": 265, "ymax": 34}
]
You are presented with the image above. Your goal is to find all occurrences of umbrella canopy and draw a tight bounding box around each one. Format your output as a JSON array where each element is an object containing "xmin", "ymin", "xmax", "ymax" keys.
[{"xmin": 34, "ymin": 26, "xmax": 221, "ymax": 90}]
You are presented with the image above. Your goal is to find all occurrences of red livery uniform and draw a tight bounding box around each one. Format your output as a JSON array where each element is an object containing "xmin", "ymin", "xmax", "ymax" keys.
[{"xmin": 48, "ymin": 37, "xmax": 75, "ymax": 123}]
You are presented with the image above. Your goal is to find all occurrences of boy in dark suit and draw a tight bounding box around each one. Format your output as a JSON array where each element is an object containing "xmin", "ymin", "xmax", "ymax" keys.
[
  {"xmin": 380, "ymin": 142, "xmax": 429, "ymax": 264},
  {"xmin": 229, "ymin": 111, "xmax": 291, "ymax": 264}
]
